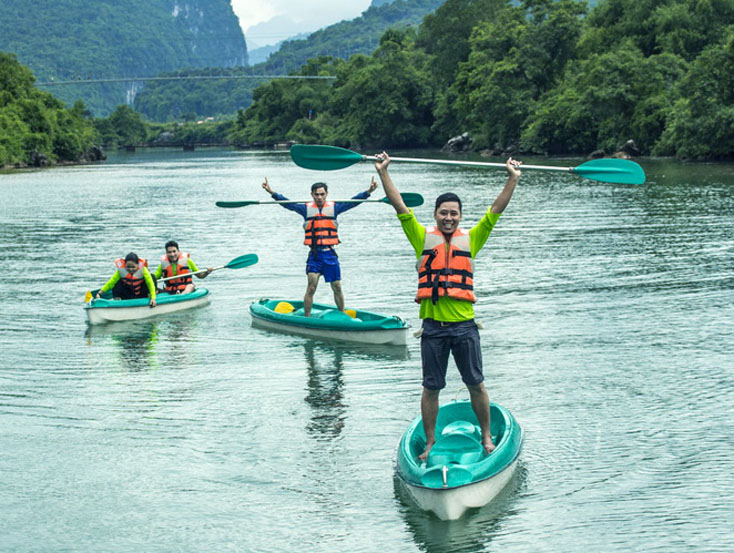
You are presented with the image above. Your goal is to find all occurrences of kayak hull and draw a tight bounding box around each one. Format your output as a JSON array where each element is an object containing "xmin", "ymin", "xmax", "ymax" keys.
[
  {"xmin": 85, "ymin": 288, "xmax": 211, "ymax": 325},
  {"xmin": 249, "ymin": 298, "xmax": 409, "ymax": 346},
  {"xmin": 395, "ymin": 401, "xmax": 523, "ymax": 520}
]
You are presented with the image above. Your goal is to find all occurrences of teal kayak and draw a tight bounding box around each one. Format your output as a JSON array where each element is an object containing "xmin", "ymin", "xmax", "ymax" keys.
[
  {"xmin": 395, "ymin": 400, "xmax": 523, "ymax": 520},
  {"xmin": 85, "ymin": 288, "xmax": 211, "ymax": 325},
  {"xmin": 249, "ymin": 298, "xmax": 409, "ymax": 345}
]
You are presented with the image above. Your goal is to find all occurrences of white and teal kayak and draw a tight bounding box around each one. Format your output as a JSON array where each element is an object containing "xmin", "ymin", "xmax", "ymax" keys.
[
  {"xmin": 395, "ymin": 400, "xmax": 523, "ymax": 520},
  {"xmin": 249, "ymin": 298, "xmax": 409, "ymax": 345},
  {"xmin": 85, "ymin": 288, "xmax": 211, "ymax": 325}
]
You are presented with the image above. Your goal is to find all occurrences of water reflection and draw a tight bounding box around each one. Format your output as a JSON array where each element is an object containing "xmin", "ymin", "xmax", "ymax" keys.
[
  {"xmin": 395, "ymin": 464, "xmax": 526, "ymax": 553},
  {"xmin": 85, "ymin": 320, "xmax": 160, "ymax": 370},
  {"xmin": 303, "ymin": 341, "xmax": 346, "ymax": 439}
]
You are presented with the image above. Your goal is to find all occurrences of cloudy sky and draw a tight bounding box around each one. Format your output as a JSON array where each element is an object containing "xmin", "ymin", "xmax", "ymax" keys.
[{"xmin": 231, "ymin": 0, "xmax": 372, "ymax": 47}]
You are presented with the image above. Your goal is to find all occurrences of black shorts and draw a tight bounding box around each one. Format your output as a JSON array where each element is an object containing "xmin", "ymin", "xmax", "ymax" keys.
[{"xmin": 420, "ymin": 318, "xmax": 483, "ymax": 390}]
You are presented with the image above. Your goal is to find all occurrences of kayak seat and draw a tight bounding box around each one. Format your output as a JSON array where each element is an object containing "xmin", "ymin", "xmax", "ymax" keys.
[
  {"xmin": 318, "ymin": 310, "xmax": 362, "ymax": 322},
  {"xmin": 427, "ymin": 431, "xmax": 484, "ymax": 467}
]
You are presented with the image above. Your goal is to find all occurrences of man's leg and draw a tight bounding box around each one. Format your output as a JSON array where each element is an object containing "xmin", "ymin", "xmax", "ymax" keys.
[
  {"xmin": 419, "ymin": 320, "xmax": 450, "ymax": 461},
  {"xmin": 329, "ymin": 280, "xmax": 345, "ymax": 312},
  {"xmin": 452, "ymin": 321, "xmax": 495, "ymax": 454},
  {"xmin": 467, "ymin": 382, "xmax": 495, "ymax": 454},
  {"xmin": 304, "ymin": 272, "xmax": 320, "ymax": 317},
  {"xmin": 420, "ymin": 387, "xmax": 440, "ymax": 461}
]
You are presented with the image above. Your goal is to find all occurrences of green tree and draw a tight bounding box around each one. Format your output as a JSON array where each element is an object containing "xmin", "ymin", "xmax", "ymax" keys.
[
  {"xmin": 449, "ymin": 0, "xmax": 586, "ymax": 150},
  {"xmin": 105, "ymin": 104, "xmax": 147, "ymax": 146},
  {"xmin": 654, "ymin": 27, "xmax": 734, "ymax": 158},
  {"xmin": 521, "ymin": 46, "xmax": 687, "ymax": 154},
  {"xmin": 328, "ymin": 28, "xmax": 437, "ymax": 147}
]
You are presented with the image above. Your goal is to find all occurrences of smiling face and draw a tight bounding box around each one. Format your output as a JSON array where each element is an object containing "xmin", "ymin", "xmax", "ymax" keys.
[
  {"xmin": 311, "ymin": 185, "xmax": 328, "ymax": 207},
  {"xmin": 166, "ymin": 245, "xmax": 180, "ymax": 263},
  {"xmin": 434, "ymin": 201, "xmax": 462, "ymax": 236},
  {"xmin": 125, "ymin": 260, "xmax": 139, "ymax": 274}
]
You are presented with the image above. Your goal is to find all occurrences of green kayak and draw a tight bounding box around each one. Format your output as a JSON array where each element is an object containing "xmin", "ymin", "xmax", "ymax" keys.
[
  {"xmin": 85, "ymin": 288, "xmax": 211, "ymax": 325},
  {"xmin": 249, "ymin": 298, "xmax": 409, "ymax": 345},
  {"xmin": 395, "ymin": 400, "xmax": 523, "ymax": 520}
]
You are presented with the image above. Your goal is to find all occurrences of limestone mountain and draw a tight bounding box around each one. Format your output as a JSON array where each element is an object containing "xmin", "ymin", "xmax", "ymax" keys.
[{"xmin": 0, "ymin": 0, "xmax": 247, "ymax": 116}]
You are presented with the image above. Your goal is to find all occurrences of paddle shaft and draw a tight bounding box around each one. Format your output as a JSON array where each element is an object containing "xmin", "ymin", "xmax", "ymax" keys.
[
  {"xmin": 157, "ymin": 266, "xmax": 220, "ymax": 283},
  {"xmin": 363, "ymin": 154, "xmax": 576, "ymax": 173},
  {"xmin": 252, "ymin": 198, "xmax": 388, "ymax": 205}
]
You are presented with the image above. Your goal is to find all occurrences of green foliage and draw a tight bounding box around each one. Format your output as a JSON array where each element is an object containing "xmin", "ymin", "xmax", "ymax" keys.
[
  {"xmin": 0, "ymin": 0, "xmax": 248, "ymax": 116},
  {"xmin": 100, "ymin": 105, "xmax": 147, "ymax": 147},
  {"xmin": 654, "ymin": 26, "xmax": 734, "ymax": 158},
  {"xmin": 0, "ymin": 51, "xmax": 99, "ymax": 167},
  {"xmin": 327, "ymin": 29, "xmax": 437, "ymax": 147},
  {"xmin": 450, "ymin": 0, "xmax": 587, "ymax": 149},
  {"xmin": 521, "ymin": 47, "xmax": 687, "ymax": 154},
  {"xmin": 132, "ymin": 0, "xmax": 443, "ymax": 122},
  {"xmin": 580, "ymin": 0, "xmax": 734, "ymax": 61},
  {"xmin": 416, "ymin": 0, "xmax": 510, "ymax": 85}
]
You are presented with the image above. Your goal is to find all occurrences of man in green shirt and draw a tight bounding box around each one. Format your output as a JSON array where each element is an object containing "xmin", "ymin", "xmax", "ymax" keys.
[
  {"xmin": 153, "ymin": 240, "xmax": 212, "ymax": 295},
  {"xmin": 374, "ymin": 152, "xmax": 522, "ymax": 460}
]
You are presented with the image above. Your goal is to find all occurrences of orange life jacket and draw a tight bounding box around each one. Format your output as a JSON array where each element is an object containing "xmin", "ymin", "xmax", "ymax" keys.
[
  {"xmin": 304, "ymin": 202, "xmax": 339, "ymax": 247},
  {"xmin": 159, "ymin": 252, "xmax": 192, "ymax": 293},
  {"xmin": 416, "ymin": 227, "xmax": 476, "ymax": 304},
  {"xmin": 115, "ymin": 257, "xmax": 149, "ymax": 297}
]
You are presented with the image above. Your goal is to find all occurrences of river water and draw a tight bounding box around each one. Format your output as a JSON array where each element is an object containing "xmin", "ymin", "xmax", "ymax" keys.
[{"xmin": 1, "ymin": 148, "xmax": 732, "ymax": 553}]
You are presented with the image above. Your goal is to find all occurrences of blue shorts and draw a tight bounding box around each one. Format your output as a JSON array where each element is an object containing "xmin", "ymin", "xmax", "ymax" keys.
[
  {"xmin": 420, "ymin": 319, "xmax": 483, "ymax": 390},
  {"xmin": 306, "ymin": 249, "xmax": 341, "ymax": 283}
]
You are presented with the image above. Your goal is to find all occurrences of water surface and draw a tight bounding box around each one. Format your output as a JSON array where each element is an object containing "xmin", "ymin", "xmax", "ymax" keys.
[{"xmin": 1, "ymin": 149, "xmax": 732, "ymax": 552}]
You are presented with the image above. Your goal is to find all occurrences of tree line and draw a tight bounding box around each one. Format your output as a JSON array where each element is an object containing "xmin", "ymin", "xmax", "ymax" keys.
[{"xmin": 230, "ymin": 0, "xmax": 734, "ymax": 159}]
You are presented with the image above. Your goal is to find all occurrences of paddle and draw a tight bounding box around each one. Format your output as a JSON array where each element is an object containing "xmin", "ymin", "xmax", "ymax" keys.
[
  {"xmin": 216, "ymin": 192, "xmax": 424, "ymax": 209},
  {"xmin": 290, "ymin": 144, "xmax": 646, "ymax": 185},
  {"xmin": 84, "ymin": 253, "xmax": 259, "ymax": 302}
]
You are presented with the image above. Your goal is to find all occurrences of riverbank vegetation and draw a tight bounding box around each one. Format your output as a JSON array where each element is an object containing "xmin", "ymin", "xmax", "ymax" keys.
[
  {"xmin": 231, "ymin": 0, "xmax": 734, "ymax": 159},
  {"xmin": 0, "ymin": 52, "xmax": 101, "ymax": 168}
]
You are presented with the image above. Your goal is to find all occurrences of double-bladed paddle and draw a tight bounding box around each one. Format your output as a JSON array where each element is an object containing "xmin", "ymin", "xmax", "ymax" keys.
[
  {"xmin": 289, "ymin": 144, "xmax": 646, "ymax": 185},
  {"xmin": 84, "ymin": 253, "xmax": 259, "ymax": 302},
  {"xmin": 216, "ymin": 192, "xmax": 424, "ymax": 209}
]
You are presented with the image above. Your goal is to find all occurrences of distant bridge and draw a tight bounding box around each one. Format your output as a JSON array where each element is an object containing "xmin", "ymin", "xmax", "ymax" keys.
[{"xmin": 36, "ymin": 75, "xmax": 336, "ymax": 86}]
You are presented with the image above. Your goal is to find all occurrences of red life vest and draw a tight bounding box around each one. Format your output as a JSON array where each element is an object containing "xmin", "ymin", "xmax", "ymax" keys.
[
  {"xmin": 304, "ymin": 202, "xmax": 339, "ymax": 247},
  {"xmin": 416, "ymin": 227, "xmax": 476, "ymax": 304},
  {"xmin": 115, "ymin": 257, "xmax": 149, "ymax": 297},
  {"xmin": 160, "ymin": 252, "xmax": 192, "ymax": 293}
]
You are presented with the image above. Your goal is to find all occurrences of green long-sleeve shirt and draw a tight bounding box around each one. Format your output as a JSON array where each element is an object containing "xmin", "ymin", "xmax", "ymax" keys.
[
  {"xmin": 397, "ymin": 208, "xmax": 501, "ymax": 322},
  {"xmin": 99, "ymin": 266, "xmax": 157, "ymax": 300},
  {"xmin": 153, "ymin": 257, "xmax": 199, "ymax": 280}
]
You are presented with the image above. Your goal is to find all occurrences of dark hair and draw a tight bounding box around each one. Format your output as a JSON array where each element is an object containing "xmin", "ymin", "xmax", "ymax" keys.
[
  {"xmin": 124, "ymin": 252, "xmax": 139, "ymax": 263},
  {"xmin": 165, "ymin": 240, "xmax": 179, "ymax": 250},
  {"xmin": 434, "ymin": 192, "xmax": 462, "ymax": 213},
  {"xmin": 311, "ymin": 182, "xmax": 328, "ymax": 193}
]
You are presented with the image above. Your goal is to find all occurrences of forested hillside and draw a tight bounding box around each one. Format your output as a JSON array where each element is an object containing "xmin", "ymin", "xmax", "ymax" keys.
[
  {"xmin": 0, "ymin": 0, "xmax": 247, "ymax": 116},
  {"xmin": 229, "ymin": 0, "xmax": 734, "ymax": 159},
  {"xmin": 0, "ymin": 53, "xmax": 101, "ymax": 168},
  {"xmin": 133, "ymin": 0, "xmax": 445, "ymax": 121}
]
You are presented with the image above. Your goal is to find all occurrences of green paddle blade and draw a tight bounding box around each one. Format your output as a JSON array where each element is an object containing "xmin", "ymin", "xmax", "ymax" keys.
[
  {"xmin": 225, "ymin": 253, "xmax": 259, "ymax": 269},
  {"xmin": 385, "ymin": 192, "xmax": 424, "ymax": 207},
  {"xmin": 572, "ymin": 158, "xmax": 646, "ymax": 185},
  {"xmin": 216, "ymin": 201, "xmax": 258, "ymax": 208},
  {"xmin": 290, "ymin": 144, "xmax": 363, "ymax": 171}
]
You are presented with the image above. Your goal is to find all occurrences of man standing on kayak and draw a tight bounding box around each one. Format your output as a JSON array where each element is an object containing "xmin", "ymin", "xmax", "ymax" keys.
[
  {"xmin": 262, "ymin": 177, "xmax": 377, "ymax": 317},
  {"xmin": 153, "ymin": 240, "xmax": 213, "ymax": 295},
  {"xmin": 374, "ymin": 152, "xmax": 522, "ymax": 459},
  {"xmin": 95, "ymin": 252, "xmax": 157, "ymax": 307}
]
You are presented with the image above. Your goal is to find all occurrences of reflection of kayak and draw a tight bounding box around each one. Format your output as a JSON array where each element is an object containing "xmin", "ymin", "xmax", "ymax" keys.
[
  {"xmin": 249, "ymin": 298, "xmax": 409, "ymax": 345},
  {"xmin": 85, "ymin": 288, "xmax": 211, "ymax": 325},
  {"xmin": 395, "ymin": 400, "xmax": 523, "ymax": 520}
]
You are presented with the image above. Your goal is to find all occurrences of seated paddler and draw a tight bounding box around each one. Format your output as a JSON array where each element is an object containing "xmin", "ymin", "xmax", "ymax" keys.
[
  {"xmin": 95, "ymin": 252, "xmax": 157, "ymax": 307},
  {"xmin": 153, "ymin": 240, "xmax": 212, "ymax": 295}
]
